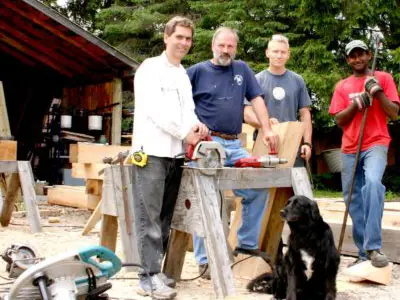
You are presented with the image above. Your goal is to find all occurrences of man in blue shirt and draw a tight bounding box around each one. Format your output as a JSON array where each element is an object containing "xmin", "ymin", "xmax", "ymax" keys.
[{"xmin": 187, "ymin": 27, "xmax": 278, "ymax": 278}]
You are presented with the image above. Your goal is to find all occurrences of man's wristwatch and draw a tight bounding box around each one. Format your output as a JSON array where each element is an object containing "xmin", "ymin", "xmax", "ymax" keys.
[{"xmin": 302, "ymin": 142, "xmax": 312, "ymax": 150}]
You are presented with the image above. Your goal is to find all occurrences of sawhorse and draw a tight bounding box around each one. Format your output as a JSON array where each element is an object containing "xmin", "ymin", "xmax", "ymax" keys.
[{"xmin": 0, "ymin": 161, "xmax": 41, "ymax": 233}]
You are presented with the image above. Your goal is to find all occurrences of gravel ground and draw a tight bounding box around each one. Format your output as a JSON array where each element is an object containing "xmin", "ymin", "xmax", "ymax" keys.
[{"xmin": 0, "ymin": 205, "xmax": 399, "ymax": 299}]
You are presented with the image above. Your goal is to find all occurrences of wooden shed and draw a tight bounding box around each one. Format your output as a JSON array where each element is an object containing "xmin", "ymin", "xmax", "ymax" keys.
[{"xmin": 0, "ymin": 0, "xmax": 139, "ymax": 183}]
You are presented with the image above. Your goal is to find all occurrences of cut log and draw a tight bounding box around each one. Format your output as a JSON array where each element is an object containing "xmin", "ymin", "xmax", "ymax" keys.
[{"xmin": 47, "ymin": 186, "xmax": 100, "ymax": 210}]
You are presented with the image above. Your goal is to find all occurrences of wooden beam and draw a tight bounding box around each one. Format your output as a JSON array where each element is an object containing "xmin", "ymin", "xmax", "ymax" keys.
[
  {"xmin": 71, "ymin": 163, "xmax": 106, "ymax": 180},
  {"xmin": 1, "ymin": 1, "xmax": 112, "ymax": 68},
  {"xmin": 0, "ymin": 21, "xmax": 88, "ymax": 74},
  {"xmin": 0, "ymin": 161, "xmax": 18, "ymax": 173},
  {"xmin": 47, "ymin": 186, "xmax": 100, "ymax": 210},
  {"xmin": 0, "ymin": 32, "xmax": 73, "ymax": 77},
  {"xmin": 0, "ymin": 141, "xmax": 17, "ymax": 161},
  {"xmin": 85, "ymin": 179, "xmax": 103, "ymax": 195},
  {"xmin": 69, "ymin": 143, "xmax": 130, "ymax": 164},
  {"xmin": 81, "ymin": 200, "xmax": 102, "ymax": 236},
  {"xmin": 0, "ymin": 42, "xmax": 37, "ymax": 67},
  {"xmin": 111, "ymin": 78, "xmax": 122, "ymax": 145},
  {"xmin": 0, "ymin": 81, "xmax": 11, "ymax": 137}
]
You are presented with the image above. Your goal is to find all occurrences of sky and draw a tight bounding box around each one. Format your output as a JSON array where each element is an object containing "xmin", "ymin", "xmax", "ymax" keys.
[{"xmin": 56, "ymin": 0, "xmax": 67, "ymax": 7}]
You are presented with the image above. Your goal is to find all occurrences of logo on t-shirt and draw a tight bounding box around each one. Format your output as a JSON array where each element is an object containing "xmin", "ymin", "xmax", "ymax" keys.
[
  {"xmin": 272, "ymin": 87, "xmax": 285, "ymax": 101},
  {"xmin": 234, "ymin": 75, "xmax": 243, "ymax": 86}
]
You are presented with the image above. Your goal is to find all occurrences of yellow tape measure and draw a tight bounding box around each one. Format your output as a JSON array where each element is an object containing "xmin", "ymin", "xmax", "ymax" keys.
[{"xmin": 131, "ymin": 149, "xmax": 147, "ymax": 167}]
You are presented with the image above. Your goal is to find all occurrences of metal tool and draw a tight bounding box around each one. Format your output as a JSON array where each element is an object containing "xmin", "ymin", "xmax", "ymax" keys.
[
  {"xmin": 1, "ymin": 244, "xmax": 42, "ymax": 278},
  {"xmin": 2, "ymin": 245, "xmax": 121, "ymax": 300},
  {"xmin": 234, "ymin": 155, "xmax": 288, "ymax": 168}
]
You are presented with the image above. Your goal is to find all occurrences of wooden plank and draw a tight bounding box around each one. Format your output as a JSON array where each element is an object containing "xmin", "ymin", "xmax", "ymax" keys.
[
  {"xmin": 192, "ymin": 170, "xmax": 235, "ymax": 298},
  {"xmin": 85, "ymin": 179, "xmax": 103, "ymax": 195},
  {"xmin": 47, "ymin": 186, "xmax": 101, "ymax": 210},
  {"xmin": 291, "ymin": 168, "xmax": 313, "ymax": 199},
  {"xmin": 100, "ymin": 214, "xmax": 118, "ymax": 252},
  {"xmin": 345, "ymin": 261, "xmax": 392, "ymax": 285},
  {"xmin": 111, "ymin": 165, "xmax": 139, "ymax": 270},
  {"xmin": 81, "ymin": 200, "xmax": 102, "ymax": 236},
  {"xmin": 0, "ymin": 173, "xmax": 20, "ymax": 227},
  {"xmin": 260, "ymin": 187, "xmax": 294, "ymax": 262},
  {"xmin": 0, "ymin": 81, "xmax": 11, "ymax": 137},
  {"xmin": 111, "ymin": 78, "xmax": 122, "ymax": 145},
  {"xmin": 0, "ymin": 161, "xmax": 18, "ymax": 174},
  {"xmin": 71, "ymin": 163, "xmax": 106, "ymax": 180},
  {"xmin": 17, "ymin": 161, "xmax": 41, "ymax": 233},
  {"xmin": 163, "ymin": 230, "xmax": 190, "ymax": 281},
  {"xmin": 69, "ymin": 143, "xmax": 130, "ymax": 163},
  {"xmin": 0, "ymin": 141, "xmax": 17, "ymax": 161}
]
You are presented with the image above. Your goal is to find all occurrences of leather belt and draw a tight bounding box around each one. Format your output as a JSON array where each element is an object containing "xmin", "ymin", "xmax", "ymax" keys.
[{"xmin": 210, "ymin": 131, "xmax": 238, "ymax": 140}]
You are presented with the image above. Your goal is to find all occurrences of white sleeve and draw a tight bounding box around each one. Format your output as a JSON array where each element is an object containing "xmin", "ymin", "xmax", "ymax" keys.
[{"xmin": 134, "ymin": 60, "xmax": 193, "ymax": 140}]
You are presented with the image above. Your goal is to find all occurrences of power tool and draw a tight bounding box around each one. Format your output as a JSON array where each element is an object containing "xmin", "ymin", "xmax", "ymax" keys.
[
  {"xmin": 2, "ymin": 245, "xmax": 121, "ymax": 300},
  {"xmin": 1, "ymin": 244, "xmax": 42, "ymax": 278},
  {"xmin": 234, "ymin": 152, "xmax": 288, "ymax": 168},
  {"xmin": 186, "ymin": 136, "xmax": 226, "ymax": 170}
]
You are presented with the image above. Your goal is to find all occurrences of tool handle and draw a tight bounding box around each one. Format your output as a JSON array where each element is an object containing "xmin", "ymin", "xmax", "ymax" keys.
[
  {"xmin": 186, "ymin": 135, "xmax": 212, "ymax": 160},
  {"xmin": 78, "ymin": 245, "xmax": 122, "ymax": 278}
]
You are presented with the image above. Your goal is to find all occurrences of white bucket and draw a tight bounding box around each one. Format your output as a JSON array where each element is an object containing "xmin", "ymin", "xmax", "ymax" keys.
[
  {"xmin": 322, "ymin": 148, "xmax": 342, "ymax": 173},
  {"xmin": 88, "ymin": 115, "xmax": 102, "ymax": 131},
  {"xmin": 60, "ymin": 115, "xmax": 72, "ymax": 129}
]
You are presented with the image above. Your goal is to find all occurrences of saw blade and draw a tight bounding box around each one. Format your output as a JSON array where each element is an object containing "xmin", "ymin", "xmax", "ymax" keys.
[{"xmin": 198, "ymin": 148, "xmax": 221, "ymax": 168}]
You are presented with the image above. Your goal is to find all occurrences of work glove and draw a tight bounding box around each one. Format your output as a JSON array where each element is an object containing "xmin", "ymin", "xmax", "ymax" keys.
[
  {"xmin": 351, "ymin": 92, "xmax": 372, "ymax": 111},
  {"xmin": 364, "ymin": 76, "xmax": 383, "ymax": 96}
]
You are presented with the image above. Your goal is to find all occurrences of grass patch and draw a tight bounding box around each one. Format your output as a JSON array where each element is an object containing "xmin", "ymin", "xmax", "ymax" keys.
[{"xmin": 313, "ymin": 189, "xmax": 400, "ymax": 201}]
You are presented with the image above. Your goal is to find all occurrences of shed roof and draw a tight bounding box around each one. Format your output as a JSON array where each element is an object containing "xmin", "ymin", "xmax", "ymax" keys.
[{"xmin": 0, "ymin": 0, "xmax": 139, "ymax": 83}]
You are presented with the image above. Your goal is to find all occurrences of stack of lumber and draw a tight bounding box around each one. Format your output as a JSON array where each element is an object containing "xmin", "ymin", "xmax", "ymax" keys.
[{"xmin": 47, "ymin": 185, "xmax": 100, "ymax": 210}]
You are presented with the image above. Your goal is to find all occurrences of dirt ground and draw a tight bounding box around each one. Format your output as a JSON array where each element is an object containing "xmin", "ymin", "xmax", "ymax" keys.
[{"xmin": 0, "ymin": 204, "xmax": 400, "ymax": 300}]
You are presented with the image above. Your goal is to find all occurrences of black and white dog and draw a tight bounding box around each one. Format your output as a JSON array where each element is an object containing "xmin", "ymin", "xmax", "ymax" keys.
[{"xmin": 248, "ymin": 195, "xmax": 340, "ymax": 300}]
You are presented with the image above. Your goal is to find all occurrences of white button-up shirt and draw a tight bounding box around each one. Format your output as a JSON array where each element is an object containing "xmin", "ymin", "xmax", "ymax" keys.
[{"xmin": 132, "ymin": 52, "xmax": 199, "ymax": 158}]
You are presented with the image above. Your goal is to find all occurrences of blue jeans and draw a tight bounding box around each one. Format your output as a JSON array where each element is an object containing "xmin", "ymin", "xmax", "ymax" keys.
[
  {"xmin": 341, "ymin": 145, "xmax": 387, "ymax": 259},
  {"xmin": 193, "ymin": 136, "xmax": 269, "ymax": 265}
]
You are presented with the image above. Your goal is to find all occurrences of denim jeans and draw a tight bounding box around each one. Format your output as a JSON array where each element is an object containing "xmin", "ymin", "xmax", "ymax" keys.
[
  {"xmin": 131, "ymin": 155, "xmax": 184, "ymax": 275},
  {"xmin": 341, "ymin": 145, "xmax": 387, "ymax": 259},
  {"xmin": 193, "ymin": 136, "xmax": 269, "ymax": 265}
]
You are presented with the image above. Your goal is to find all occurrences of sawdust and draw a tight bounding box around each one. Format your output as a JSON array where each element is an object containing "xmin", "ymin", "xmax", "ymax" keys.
[{"xmin": 0, "ymin": 205, "xmax": 399, "ymax": 299}]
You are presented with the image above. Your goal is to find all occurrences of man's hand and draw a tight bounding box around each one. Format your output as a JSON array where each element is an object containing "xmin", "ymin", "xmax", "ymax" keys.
[
  {"xmin": 192, "ymin": 123, "xmax": 209, "ymax": 139},
  {"xmin": 364, "ymin": 76, "xmax": 383, "ymax": 96},
  {"xmin": 300, "ymin": 144, "xmax": 312, "ymax": 161},
  {"xmin": 269, "ymin": 118, "xmax": 279, "ymax": 125},
  {"xmin": 262, "ymin": 129, "xmax": 279, "ymax": 153},
  {"xmin": 351, "ymin": 92, "xmax": 372, "ymax": 110},
  {"xmin": 185, "ymin": 123, "xmax": 209, "ymax": 145}
]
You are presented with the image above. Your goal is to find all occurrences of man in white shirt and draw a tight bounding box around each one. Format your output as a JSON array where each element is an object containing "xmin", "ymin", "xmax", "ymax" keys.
[{"xmin": 131, "ymin": 16, "xmax": 208, "ymax": 300}]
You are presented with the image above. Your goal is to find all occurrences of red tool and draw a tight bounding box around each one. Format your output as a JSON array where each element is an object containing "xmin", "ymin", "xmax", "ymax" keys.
[
  {"xmin": 186, "ymin": 135, "xmax": 212, "ymax": 160},
  {"xmin": 234, "ymin": 153, "xmax": 288, "ymax": 168}
]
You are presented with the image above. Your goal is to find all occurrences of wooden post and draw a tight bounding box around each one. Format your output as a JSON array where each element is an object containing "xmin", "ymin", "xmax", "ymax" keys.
[
  {"xmin": 0, "ymin": 173, "xmax": 20, "ymax": 226},
  {"xmin": 100, "ymin": 215, "xmax": 118, "ymax": 252},
  {"xmin": 0, "ymin": 81, "xmax": 11, "ymax": 137},
  {"xmin": 111, "ymin": 78, "xmax": 122, "ymax": 146},
  {"xmin": 17, "ymin": 161, "xmax": 41, "ymax": 233},
  {"xmin": 163, "ymin": 230, "xmax": 190, "ymax": 280}
]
